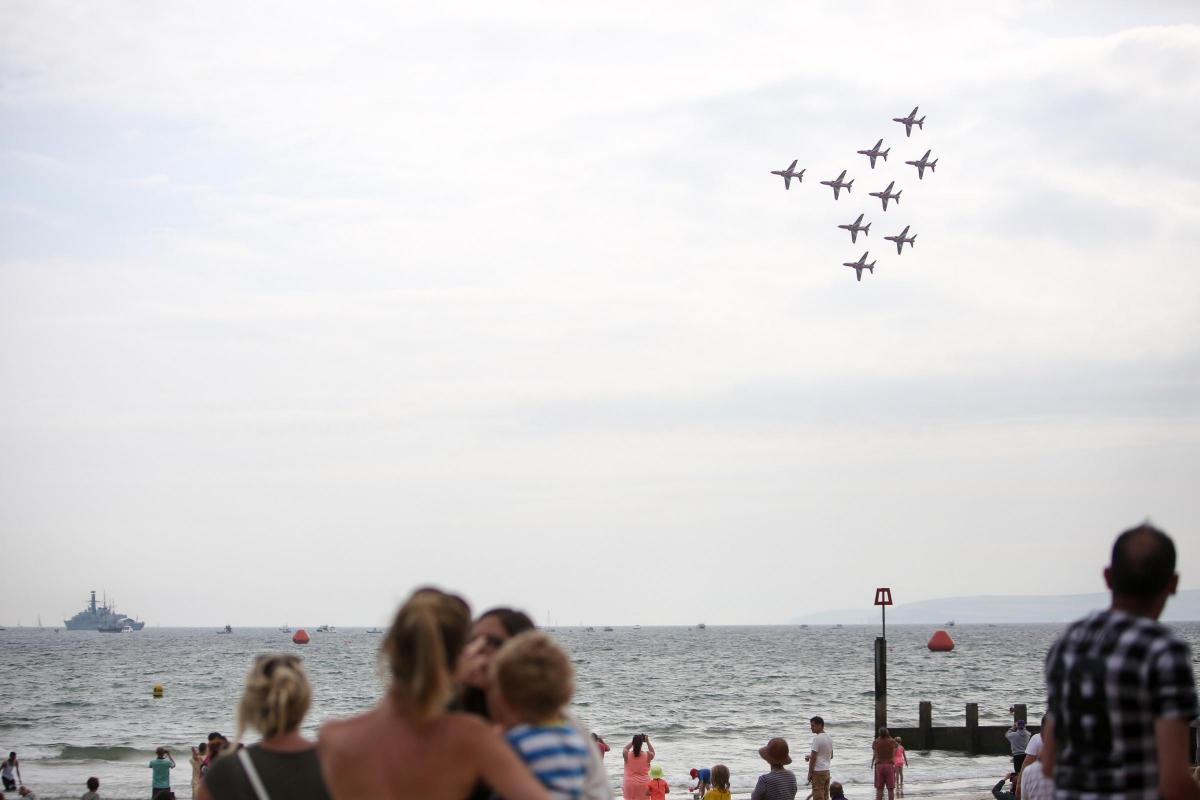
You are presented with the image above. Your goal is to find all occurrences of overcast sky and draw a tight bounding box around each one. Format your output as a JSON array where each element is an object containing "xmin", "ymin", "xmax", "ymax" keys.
[{"xmin": 2, "ymin": 2, "xmax": 1198, "ymax": 627}]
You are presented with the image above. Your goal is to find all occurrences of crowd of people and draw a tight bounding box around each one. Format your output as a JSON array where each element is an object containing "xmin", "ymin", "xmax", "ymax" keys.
[{"xmin": 1, "ymin": 523, "xmax": 1196, "ymax": 800}]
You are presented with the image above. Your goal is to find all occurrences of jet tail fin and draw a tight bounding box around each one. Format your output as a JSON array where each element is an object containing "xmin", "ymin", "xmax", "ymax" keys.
[
  {"xmin": 864, "ymin": 223, "xmax": 871, "ymax": 235},
  {"xmin": 911, "ymin": 234, "xmax": 917, "ymax": 244},
  {"xmin": 846, "ymin": 180, "xmax": 854, "ymax": 191},
  {"xmin": 917, "ymin": 116, "xmax": 926, "ymax": 128},
  {"xmin": 930, "ymin": 160, "xmax": 937, "ymax": 172},
  {"xmin": 881, "ymin": 149, "xmax": 889, "ymax": 161},
  {"xmin": 895, "ymin": 190, "xmax": 902, "ymax": 203}
]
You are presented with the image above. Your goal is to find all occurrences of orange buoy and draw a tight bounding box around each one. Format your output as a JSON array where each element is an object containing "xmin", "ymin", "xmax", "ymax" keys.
[
  {"xmin": 928, "ymin": 629, "xmax": 955, "ymax": 651},
  {"xmin": 292, "ymin": 629, "xmax": 310, "ymax": 645}
]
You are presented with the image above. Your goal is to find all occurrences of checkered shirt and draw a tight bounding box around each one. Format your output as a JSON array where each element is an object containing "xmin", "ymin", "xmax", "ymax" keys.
[{"xmin": 1044, "ymin": 609, "xmax": 1198, "ymax": 800}]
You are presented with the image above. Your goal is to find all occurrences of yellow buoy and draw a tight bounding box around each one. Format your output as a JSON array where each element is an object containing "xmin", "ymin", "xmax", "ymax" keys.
[{"xmin": 153, "ymin": 683, "xmax": 164, "ymax": 697}]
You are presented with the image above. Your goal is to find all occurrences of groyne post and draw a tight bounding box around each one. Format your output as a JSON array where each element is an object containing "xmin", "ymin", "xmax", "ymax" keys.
[
  {"xmin": 873, "ymin": 588, "xmax": 893, "ymax": 735},
  {"xmin": 919, "ymin": 702, "xmax": 932, "ymax": 750},
  {"xmin": 966, "ymin": 703, "xmax": 979, "ymax": 754},
  {"xmin": 1013, "ymin": 703, "xmax": 1027, "ymax": 725}
]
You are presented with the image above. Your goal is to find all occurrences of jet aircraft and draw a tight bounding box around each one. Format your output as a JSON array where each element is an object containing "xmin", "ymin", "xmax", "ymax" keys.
[
  {"xmin": 856, "ymin": 139, "xmax": 890, "ymax": 169},
  {"xmin": 843, "ymin": 251, "xmax": 876, "ymax": 282},
  {"xmin": 869, "ymin": 181, "xmax": 902, "ymax": 211},
  {"xmin": 905, "ymin": 149, "xmax": 938, "ymax": 180},
  {"xmin": 820, "ymin": 170, "xmax": 854, "ymax": 200},
  {"xmin": 892, "ymin": 106, "xmax": 925, "ymax": 137},
  {"xmin": 884, "ymin": 225, "xmax": 917, "ymax": 254},
  {"xmin": 770, "ymin": 159, "xmax": 805, "ymax": 190},
  {"xmin": 838, "ymin": 213, "xmax": 871, "ymax": 244}
]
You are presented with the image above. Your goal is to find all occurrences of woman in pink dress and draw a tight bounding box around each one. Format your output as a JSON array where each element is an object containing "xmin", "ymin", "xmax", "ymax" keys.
[{"xmin": 622, "ymin": 734, "xmax": 655, "ymax": 800}]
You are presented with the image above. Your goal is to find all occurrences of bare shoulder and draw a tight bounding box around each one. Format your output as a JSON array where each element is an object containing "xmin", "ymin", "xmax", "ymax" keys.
[{"xmin": 319, "ymin": 708, "xmax": 379, "ymax": 755}]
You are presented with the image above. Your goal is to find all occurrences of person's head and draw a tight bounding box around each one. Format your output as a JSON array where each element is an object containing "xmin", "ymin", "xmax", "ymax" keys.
[
  {"xmin": 86, "ymin": 778, "xmax": 99, "ymax": 791},
  {"xmin": 895, "ymin": 736, "xmax": 902, "ymax": 745},
  {"xmin": 878, "ymin": 727, "xmax": 890, "ymax": 739},
  {"xmin": 759, "ymin": 737, "xmax": 791, "ymax": 767},
  {"xmin": 156, "ymin": 746, "xmax": 167, "ymax": 758},
  {"xmin": 208, "ymin": 738, "xmax": 225, "ymax": 760},
  {"xmin": 1105, "ymin": 524, "xmax": 1178, "ymax": 614},
  {"xmin": 382, "ymin": 586, "xmax": 472, "ymax": 721},
  {"xmin": 810, "ymin": 715, "xmax": 824, "ymax": 733},
  {"xmin": 712, "ymin": 764, "xmax": 731, "ymax": 790},
  {"xmin": 632, "ymin": 734, "xmax": 647, "ymax": 756},
  {"xmin": 690, "ymin": 769, "xmax": 698, "ymax": 779},
  {"xmin": 207, "ymin": 732, "xmax": 222, "ymax": 743},
  {"xmin": 235, "ymin": 653, "xmax": 312, "ymax": 744},
  {"xmin": 458, "ymin": 607, "xmax": 536, "ymax": 691},
  {"xmin": 831, "ymin": 781, "xmax": 845, "ymax": 799},
  {"xmin": 488, "ymin": 630, "xmax": 574, "ymax": 726},
  {"xmin": 650, "ymin": 764, "xmax": 664, "ymax": 780},
  {"xmin": 197, "ymin": 742, "xmax": 206, "ymax": 755}
]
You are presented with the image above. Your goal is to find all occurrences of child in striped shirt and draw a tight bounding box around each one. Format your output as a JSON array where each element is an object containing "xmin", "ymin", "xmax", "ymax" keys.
[{"xmin": 489, "ymin": 631, "xmax": 590, "ymax": 799}]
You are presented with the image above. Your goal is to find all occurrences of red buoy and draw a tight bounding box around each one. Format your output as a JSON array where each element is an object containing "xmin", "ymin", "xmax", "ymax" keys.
[
  {"xmin": 292, "ymin": 629, "xmax": 310, "ymax": 645},
  {"xmin": 928, "ymin": 629, "xmax": 954, "ymax": 651}
]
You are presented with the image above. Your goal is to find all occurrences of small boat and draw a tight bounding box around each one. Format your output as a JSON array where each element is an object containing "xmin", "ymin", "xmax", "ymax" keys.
[
  {"xmin": 218, "ymin": 625, "xmax": 232, "ymax": 634},
  {"xmin": 365, "ymin": 627, "xmax": 382, "ymax": 635},
  {"xmin": 697, "ymin": 623, "xmax": 706, "ymax": 630},
  {"xmin": 946, "ymin": 620, "xmax": 956, "ymax": 627},
  {"xmin": 279, "ymin": 624, "xmax": 292, "ymax": 633},
  {"xmin": 584, "ymin": 626, "xmax": 595, "ymax": 632},
  {"xmin": 316, "ymin": 624, "xmax": 335, "ymax": 633},
  {"xmin": 633, "ymin": 625, "xmax": 642, "ymax": 630},
  {"xmin": 603, "ymin": 626, "xmax": 614, "ymax": 632}
]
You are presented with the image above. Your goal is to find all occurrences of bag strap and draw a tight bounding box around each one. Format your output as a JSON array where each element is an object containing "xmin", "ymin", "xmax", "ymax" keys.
[{"xmin": 237, "ymin": 748, "xmax": 273, "ymax": 800}]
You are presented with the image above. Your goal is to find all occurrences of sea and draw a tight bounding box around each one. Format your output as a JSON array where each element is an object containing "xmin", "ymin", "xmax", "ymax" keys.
[{"xmin": 2, "ymin": 622, "xmax": 1198, "ymax": 800}]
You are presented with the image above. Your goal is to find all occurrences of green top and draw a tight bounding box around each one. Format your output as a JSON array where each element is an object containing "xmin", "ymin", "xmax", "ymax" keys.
[{"xmin": 148, "ymin": 757, "xmax": 174, "ymax": 788}]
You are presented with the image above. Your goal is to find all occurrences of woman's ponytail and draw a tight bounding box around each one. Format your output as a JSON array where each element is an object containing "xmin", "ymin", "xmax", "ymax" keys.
[{"xmin": 383, "ymin": 588, "xmax": 471, "ymax": 722}]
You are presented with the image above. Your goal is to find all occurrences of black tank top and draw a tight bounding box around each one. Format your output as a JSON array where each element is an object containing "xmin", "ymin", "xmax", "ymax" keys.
[{"xmin": 202, "ymin": 744, "xmax": 332, "ymax": 800}]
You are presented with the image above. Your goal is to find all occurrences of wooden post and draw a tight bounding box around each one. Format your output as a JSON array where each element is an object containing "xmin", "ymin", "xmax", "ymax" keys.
[
  {"xmin": 919, "ymin": 701, "xmax": 932, "ymax": 750},
  {"xmin": 966, "ymin": 703, "xmax": 979, "ymax": 754},
  {"xmin": 1013, "ymin": 703, "xmax": 1027, "ymax": 726},
  {"xmin": 874, "ymin": 636, "xmax": 887, "ymax": 734}
]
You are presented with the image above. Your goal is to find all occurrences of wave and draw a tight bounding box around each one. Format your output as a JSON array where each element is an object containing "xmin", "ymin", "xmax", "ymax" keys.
[{"xmin": 59, "ymin": 745, "xmax": 147, "ymax": 761}]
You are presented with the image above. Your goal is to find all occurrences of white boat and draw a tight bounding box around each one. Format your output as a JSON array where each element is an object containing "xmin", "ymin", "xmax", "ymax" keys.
[
  {"xmin": 279, "ymin": 624, "xmax": 291, "ymax": 633},
  {"xmin": 365, "ymin": 627, "xmax": 382, "ymax": 635}
]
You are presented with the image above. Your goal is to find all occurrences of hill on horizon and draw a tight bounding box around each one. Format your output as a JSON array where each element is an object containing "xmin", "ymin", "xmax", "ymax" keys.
[{"xmin": 791, "ymin": 589, "xmax": 1200, "ymax": 625}]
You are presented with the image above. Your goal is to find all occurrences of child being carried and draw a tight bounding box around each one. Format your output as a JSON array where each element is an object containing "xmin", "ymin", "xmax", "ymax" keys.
[{"xmin": 489, "ymin": 631, "xmax": 591, "ymax": 799}]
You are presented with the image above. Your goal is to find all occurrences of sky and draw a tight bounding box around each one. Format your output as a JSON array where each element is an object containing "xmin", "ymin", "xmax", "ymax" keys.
[{"xmin": 1, "ymin": 1, "xmax": 1198, "ymax": 627}]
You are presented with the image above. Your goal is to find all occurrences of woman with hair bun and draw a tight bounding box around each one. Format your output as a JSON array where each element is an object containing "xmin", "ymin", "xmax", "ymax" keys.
[
  {"xmin": 318, "ymin": 587, "xmax": 552, "ymax": 800},
  {"xmin": 197, "ymin": 653, "xmax": 331, "ymax": 800}
]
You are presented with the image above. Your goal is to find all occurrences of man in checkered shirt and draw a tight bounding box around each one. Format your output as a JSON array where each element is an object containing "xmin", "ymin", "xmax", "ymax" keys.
[{"xmin": 1042, "ymin": 524, "xmax": 1199, "ymax": 800}]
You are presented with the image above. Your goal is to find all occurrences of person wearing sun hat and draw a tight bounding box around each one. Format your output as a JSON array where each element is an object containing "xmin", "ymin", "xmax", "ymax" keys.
[
  {"xmin": 648, "ymin": 764, "xmax": 670, "ymax": 800},
  {"xmin": 752, "ymin": 738, "xmax": 798, "ymax": 800}
]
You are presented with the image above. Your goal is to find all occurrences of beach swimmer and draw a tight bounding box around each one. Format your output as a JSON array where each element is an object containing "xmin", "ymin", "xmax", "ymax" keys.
[
  {"xmin": 487, "ymin": 630, "xmax": 591, "ymax": 799},
  {"xmin": 830, "ymin": 782, "xmax": 846, "ymax": 800},
  {"xmin": 871, "ymin": 729, "xmax": 897, "ymax": 800},
  {"xmin": 704, "ymin": 765, "xmax": 732, "ymax": 800},
  {"xmin": 1, "ymin": 753, "xmax": 20, "ymax": 792},
  {"xmin": 689, "ymin": 767, "xmax": 712, "ymax": 795},
  {"xmin": 81, "ymin": 776, "xmax": 101, "ymax": 800},
  {"xmin": 149, "ymin": 746, "xmax": 176, "ymax": 800}
]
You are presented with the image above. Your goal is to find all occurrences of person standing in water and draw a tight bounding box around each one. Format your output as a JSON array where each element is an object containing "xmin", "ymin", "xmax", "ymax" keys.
[
  {"xmin": 622, "ymin": 735, "xmax": 655, "ymax": 800},
  {"xmin": 149, "ymin": 747, "xmax": 176, "ymax": 800},
  {"xmin": 871, "ymin": 729, "xmax": 897, "ymax": 800},
  {"xmin": 1, "ymin": 753, "xmax": 20, "ymax": 792}
]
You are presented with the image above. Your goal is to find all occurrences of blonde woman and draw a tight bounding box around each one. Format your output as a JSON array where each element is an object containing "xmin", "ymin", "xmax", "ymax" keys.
[
  {"xmin": 197, "ymin": 653, "xmax": 331, "ymax": 800},
  {"xmin": 319, "ymin": 587, "xmax": 552, "ymax": 800}
]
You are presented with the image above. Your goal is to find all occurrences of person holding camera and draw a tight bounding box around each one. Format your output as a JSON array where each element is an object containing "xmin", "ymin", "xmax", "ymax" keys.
[
  {"xmin": 149, "ymin": 746, "xmax": 175, "ymax": 799},
  {"xmin": 622, "ymin": 734, "xmax": 655, "ymax": 800}
]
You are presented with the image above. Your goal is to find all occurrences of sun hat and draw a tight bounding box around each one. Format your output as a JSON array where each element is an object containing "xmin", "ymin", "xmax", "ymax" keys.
[
  {"xmin": 759, "ymin": 737, "xmax": 791, "ymax": 766},
  {"xmin": 651, "ymin": 764, "xmax": 664, "ymax": 779}
]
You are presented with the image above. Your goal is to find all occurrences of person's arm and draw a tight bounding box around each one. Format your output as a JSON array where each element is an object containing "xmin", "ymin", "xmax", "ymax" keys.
[
  {"xmin": 475, "ymin": 727, "xmax": 554, "ymax": 800},
  {"xmin": 1039, "ymin": 717, "xmax": 1055, "ymax": 778},
  {"xmin": 646, "ymin": 738, "xmax": 655, "ymax": 761},
  {"xmin": 622, "ymin": 742, "xmax": 632, "ymax": 763},
  {"xmin": 196, "ymin": 781, "xmax": 214, "ymax": 800},
  {"xmin": 903, "ymin": 749, "xmax": 909, "ymax": 766},
  {"xmin": 992, "ymin": 778, "xmax": 1010, "ymax": 800},
  {"xmin": 1156, "ymin": 718, "xmax": 1200, "ymax": 800},
  {"xmin": 750, "ymin": 776, "xmax": 766, "ymax": 800},
  {"xmin": 808, "ymin": 750, "xmax": 817, "ymax": 782}
]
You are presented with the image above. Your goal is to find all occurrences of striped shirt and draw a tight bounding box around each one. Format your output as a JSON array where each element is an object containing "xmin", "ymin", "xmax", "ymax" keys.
[
  {"xmin": 1044, "ymin": 609, "xmax": 1198, "ymax": 800},
  {"xmin": 505, "ymin": 722, "xmax": 590, "ymax": 800}
]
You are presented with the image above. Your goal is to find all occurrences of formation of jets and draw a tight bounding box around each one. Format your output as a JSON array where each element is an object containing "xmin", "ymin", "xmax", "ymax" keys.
[{"xmin": 769, "ymin": 106, "xmax": 938, "ymax": 282}]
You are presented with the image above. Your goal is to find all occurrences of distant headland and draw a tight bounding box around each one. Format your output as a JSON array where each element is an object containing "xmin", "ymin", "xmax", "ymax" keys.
[{"xmin": 792, "ymin": 589, "xmax": 1200, "ymax": 625}]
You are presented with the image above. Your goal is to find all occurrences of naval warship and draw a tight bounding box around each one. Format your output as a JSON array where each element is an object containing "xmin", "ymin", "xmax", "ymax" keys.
[{"xmin": 64, "ymin": 590, "xmax": 145, "ymax": 631}]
